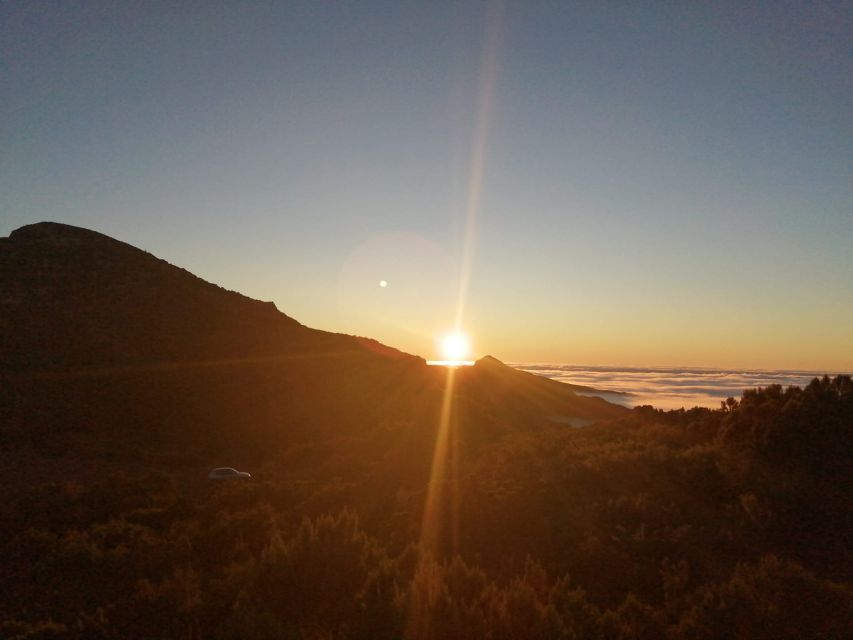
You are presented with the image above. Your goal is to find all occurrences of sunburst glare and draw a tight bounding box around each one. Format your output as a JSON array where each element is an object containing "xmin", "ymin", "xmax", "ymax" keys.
[
  {"xmin": 441, "ymin": 332, "xmax": 470, "ymax": 361},
  {"xmin": 427, "ymin": 331, "xmax": 475, "ymax": 366}
]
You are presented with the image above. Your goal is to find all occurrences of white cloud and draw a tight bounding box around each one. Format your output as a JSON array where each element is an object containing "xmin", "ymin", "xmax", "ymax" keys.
[{"xmin": 512, "ymin": 363, "xmax": 840, "ymax": 410}]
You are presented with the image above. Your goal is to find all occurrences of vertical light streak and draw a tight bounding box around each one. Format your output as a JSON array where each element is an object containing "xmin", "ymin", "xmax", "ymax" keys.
[
  {"xmin": 405, "ymin": 366, "xmax": 456, "ymax": 640},
  {"xmin": 407, "ymin": 5, "xmax": 503, "ymax": 637},
  {"xmin": 418, "ymin": 366, "xmax": 456, "ymax": 554},
  {"xmin": 453, "ymin": 4, "xmax": 502, "ymax": 331},
  {"xmin": 449, "ymin": 386, "xmax": 462, "ymax": 554}
]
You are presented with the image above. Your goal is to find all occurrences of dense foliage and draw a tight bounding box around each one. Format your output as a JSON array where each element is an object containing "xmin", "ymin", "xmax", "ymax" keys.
[{"xmin": 2, "ymin": 376, "xmax": 851, "ymax": 639}]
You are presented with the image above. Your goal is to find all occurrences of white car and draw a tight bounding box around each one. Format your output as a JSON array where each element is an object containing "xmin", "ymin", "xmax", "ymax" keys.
[{"xmin": 208, "ymin": 467, "xmax": 251, "ymax": 480}]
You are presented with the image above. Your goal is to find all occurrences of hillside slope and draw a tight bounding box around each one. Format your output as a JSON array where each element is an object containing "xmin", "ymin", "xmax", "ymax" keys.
[
  {"xmin": 0, "ymin": 222, "xmax": 417, "ymax": 371},
  {"xmin": 0, "ymin": 222, "xmax": 625, "ymax": 471}
]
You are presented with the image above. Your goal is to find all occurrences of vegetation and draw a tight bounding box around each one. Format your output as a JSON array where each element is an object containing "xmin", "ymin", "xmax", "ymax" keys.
[
  {"xmin": 2, "ymin": 224, "xmax": 850, "ymax": 637},
  {"xmin": 2, "ymin": 376, "xmax": 850, "ymax": 639}
]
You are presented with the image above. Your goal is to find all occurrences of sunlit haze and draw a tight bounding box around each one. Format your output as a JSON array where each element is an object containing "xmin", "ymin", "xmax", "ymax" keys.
[{"xmin": 2, "ymin": 2, "xmax": 850, "ymax": 370}]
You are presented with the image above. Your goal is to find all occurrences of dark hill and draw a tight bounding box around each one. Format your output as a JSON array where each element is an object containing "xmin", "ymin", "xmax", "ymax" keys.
[
  {"xmin": 454, "ymin": 355, "xmax": 626, "ymax": 425},
  {"xmin": 0, "ymin": 221, "xmax": 415, "ymax": 371},
  {"xmin": 0, "ymin": 221, "xmax": 628, "ymax": 578},
  {"xmin": 0, "ymin": 222, "xmax": 626, "ymax": 470}
]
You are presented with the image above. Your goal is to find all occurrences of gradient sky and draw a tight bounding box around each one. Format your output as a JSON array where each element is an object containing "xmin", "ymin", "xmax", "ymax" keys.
[{"xmin": 2, "ymin": 1, "xmax": 851, "ymax": 370}]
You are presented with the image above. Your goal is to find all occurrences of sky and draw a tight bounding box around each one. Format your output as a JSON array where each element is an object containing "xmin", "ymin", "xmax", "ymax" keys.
[{"xmin": 2, "ymin": 1, "xmax": 851, "ymax": 370}]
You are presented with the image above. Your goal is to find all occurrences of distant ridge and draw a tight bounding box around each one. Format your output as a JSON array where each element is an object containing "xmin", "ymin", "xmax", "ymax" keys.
[
  {"xmin": 475, "ymin": 355, "xmax": 629, "ymax": 397},
  {"xmin": 457, "ymin": 354, "xmax": 627, "ymax": 422}
]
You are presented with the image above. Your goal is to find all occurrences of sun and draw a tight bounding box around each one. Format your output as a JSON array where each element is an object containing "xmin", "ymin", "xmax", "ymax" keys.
[
  {"xmin": 427, "ymin": 330, "xmax": 475, "ymax": 366},
  {"xmin": 440, "ymin": 331, "xmax": 471, "ymax": 361}
]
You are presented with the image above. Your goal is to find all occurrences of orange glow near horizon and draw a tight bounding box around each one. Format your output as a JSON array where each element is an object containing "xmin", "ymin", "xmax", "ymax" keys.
[{"xmin": 426, "ymin": 359, "xmax": 475, "ymax": 367}]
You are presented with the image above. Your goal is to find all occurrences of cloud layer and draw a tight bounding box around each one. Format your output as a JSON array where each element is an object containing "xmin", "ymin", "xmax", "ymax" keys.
[{"xmin": 512, "ymin": 363, "xmax": 845, "ymax": 410}]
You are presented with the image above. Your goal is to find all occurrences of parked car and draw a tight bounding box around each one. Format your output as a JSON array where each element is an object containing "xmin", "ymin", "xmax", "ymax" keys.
[{"xmin": 208, "ymin": 467, "xmax": 251, "ymax": 480}]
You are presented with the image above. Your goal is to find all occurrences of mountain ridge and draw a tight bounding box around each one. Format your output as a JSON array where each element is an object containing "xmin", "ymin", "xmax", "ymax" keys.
[
  {"xmin": 0, "ymin": 221, "xmax": 620, "ymax": 405},
  {"xmin": 1, "ymin": 221, "xmax": 626, "ymax": 454},
  {"xmin": 0, "ymin": 221, "xmax": 418, "ymax": 371}
]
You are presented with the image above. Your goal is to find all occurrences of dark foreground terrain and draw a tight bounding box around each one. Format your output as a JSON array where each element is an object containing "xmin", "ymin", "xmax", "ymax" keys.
[{"xmin": 1, "ymin": 223, "xmax": 851, "ymax": 639}]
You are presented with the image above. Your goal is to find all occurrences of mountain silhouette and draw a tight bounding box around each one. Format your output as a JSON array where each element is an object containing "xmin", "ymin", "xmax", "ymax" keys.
[
  {"xmin": 0, "ymin": 222, "xmax": 414, "ymax": 371},
  {"xmin": 0, "ymin": 222, "xmax": 625, "ymax": 475}
]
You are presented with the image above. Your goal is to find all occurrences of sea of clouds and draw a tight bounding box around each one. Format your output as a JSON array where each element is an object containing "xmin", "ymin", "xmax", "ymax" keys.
[{"xmin": 511, "ymin": 363, "xmax": 843, "ymax": 410}]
